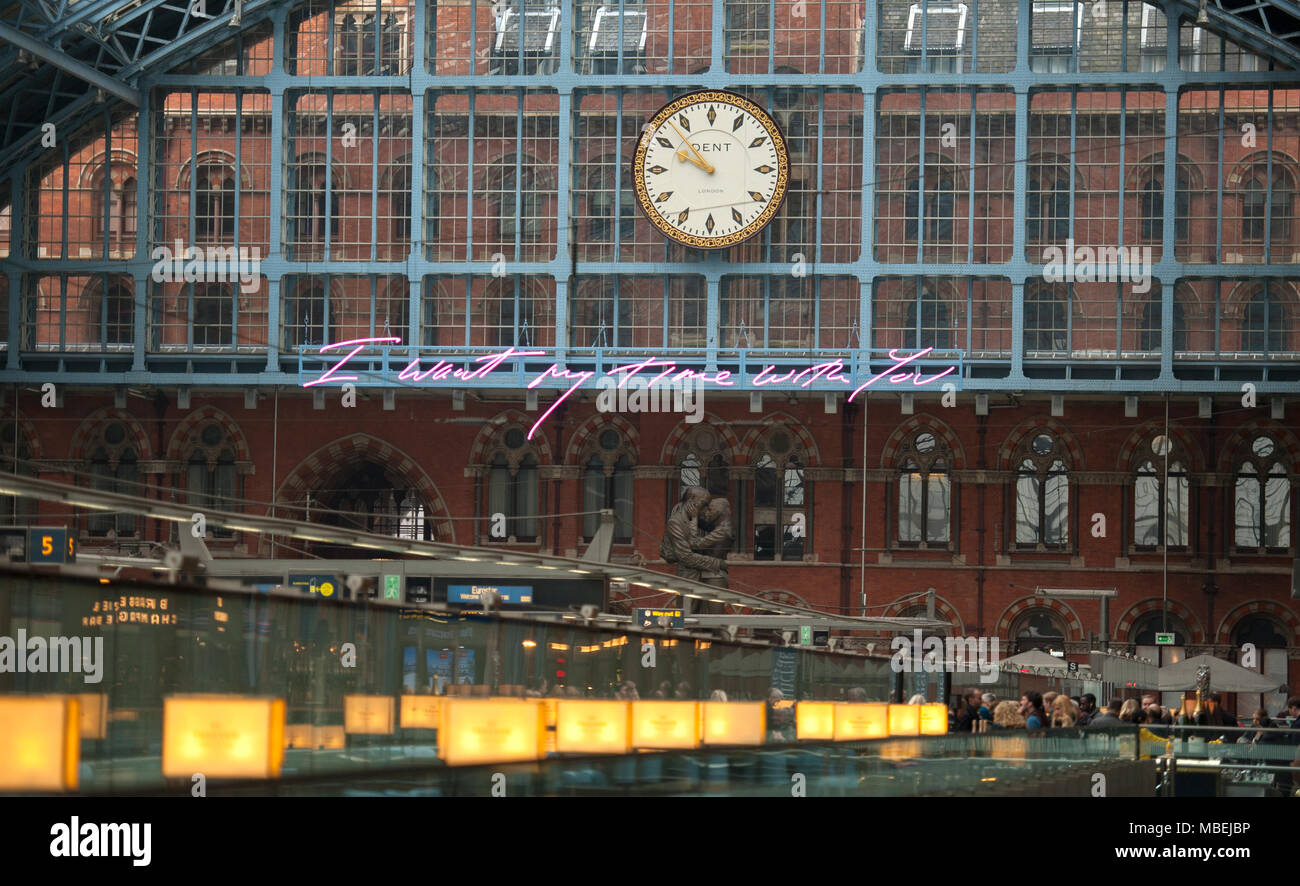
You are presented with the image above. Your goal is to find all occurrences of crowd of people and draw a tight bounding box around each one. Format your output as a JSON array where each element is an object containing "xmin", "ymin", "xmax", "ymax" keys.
[{"xmin": 950, "ymin": 688, "xmax": 1300, "ymax": 743}]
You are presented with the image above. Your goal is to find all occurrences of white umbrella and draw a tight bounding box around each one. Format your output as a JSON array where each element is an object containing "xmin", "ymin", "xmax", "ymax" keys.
[{"xmin": 1156, "ymin": 653, "xmax": 1285, "ymax": 693}]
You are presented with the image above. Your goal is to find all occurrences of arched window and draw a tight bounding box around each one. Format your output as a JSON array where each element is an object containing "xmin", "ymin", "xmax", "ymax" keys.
[
  {"xmin": 1140, "ymin": 170, "xmax": 1190, "ymax": 242},
  {"xmin": 92, "ymin": 165, "xmax": 137, "ymax": 258},
  {"xmin": 676, "ymin": 425, "xmax": 730, "ymax": 501},
  {"xmin": 312, "ymin": 462, "xmax": 431, "ymax": 544},
  {"xmin": 1139, "ymin": 296, "xmax": 1186, "ymax": 353},
  {"xmin": 102, "ymin": 280, "xmax": 134, "ymax": 347},
  {"xmin": 1231, "ymin": 614, "xmax": 1291, "ymax": 714},
  {"xmin": 1014, "ymin": 431, "xmax": 1070, "ymax": 548},
  {"xmin": 193, "ymin": 283, "xmax": 234, "ymax": 347},
  {"xmin": 905, "ymin": 170, "xmax": 956, "ymax": 244},
  {"xmin": 86, "ymin": 422, "xmax": 138, "ymax": 538},
  {"xmin": 288, "ymin": 159, "xmax": 338, "ymax": 255},
  {"xmin": 486, "ymin": 427, "xmax": 540, "ymax": 542},
  {"xmin": 379, "ymin": 282, "xmax": 409, "ymax": 342},
  {"xmin": 752, "ymin": 427, "xmax": 806, "ymax": 561},
  {"xmin": 1240, "ymin": 165, "xmax": 1294, "ymax": 242},
  {"xmin": 1024, "ymin": 283, "xmax": 1068, "ymax": 353},
  {"xmin": 1011, "ymin": 609, "xmax": 1067, "ymax": 655},
  {"xmin": 586, "ymin": 161, "xmax": 635, "ymax": 243},
  {"xmin": 581, "ymin": 428, "xmax": 634, "ymax": 542},
  {"xmin": 494, "ymin": 155, "xmax": 544, "ymax": 243},
  {"xmin": 382, "ymin": 160, "xmax": 412, "ymax": 255},
  {"xmin": 284, "ymin": 280, "xmax": 328, "ymax": 349},
  {"xmin": 1133, "ymin": 611, "xmax": 1190, "ymax": 669},
  {"xmin": 1132, "ymin": 434, "xmax": 1190, "ymax": 549},
  {"xmin": 1233, "ymin": 434, "xmax": 1291, "ymax": 551},
  {"xmin": 896, "ymin": 430, "xmax": 951, "ymax": 546},
  {"xmin": 1028, "ymin": 167, "xmax": 1071, "ymax": 242},
  {"xmin": 904, "ymin": 287, "xmax": 953, "ymax": 350},
  {"xmin": 1242, "ymin": 286, "xmax": 1287, "ymax": 353},
  {"xmin": 194, "ymin": 160, "xmax": 237, "ymax": 242},
  {"xmin": 184, "ymin": 423, "xmax": 238, "ymax": 539}
]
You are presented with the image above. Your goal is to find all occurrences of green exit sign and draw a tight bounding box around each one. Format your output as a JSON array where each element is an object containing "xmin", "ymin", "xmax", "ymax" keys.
[
  {"xmin": 383, "ymin": 575, "xmax": 402, "ymax": 600},
  {"xmin": 800, "ymin": 625, "xmax": 812, "ymax": 645},
  {"xmin": 1155, "ymin": 632, "xmax": 1175, "ymax": 645}
]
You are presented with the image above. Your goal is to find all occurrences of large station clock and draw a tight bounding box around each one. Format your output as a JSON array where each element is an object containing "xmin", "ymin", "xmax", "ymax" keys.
[{"xmin": 632, "ymin": 90, "xmax": 790, "ymax": 250}]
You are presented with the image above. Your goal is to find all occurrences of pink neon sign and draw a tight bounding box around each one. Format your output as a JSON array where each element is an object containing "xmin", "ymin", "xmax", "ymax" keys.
[{"xmin": 301, "ymin": 339, "xmax": 957, "ymax": 440}]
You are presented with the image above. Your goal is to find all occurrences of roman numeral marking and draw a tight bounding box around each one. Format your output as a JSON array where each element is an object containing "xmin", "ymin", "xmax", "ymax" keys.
[
  {"xmin": 754, "ymin": 165, "xmax": 773, "ymax": 174},
  {"xmin": 749, "ymin": 136, "xmax": 767, "ymax": 148},
  {"xmin": 732, "ymin": 208, "xmax": 744, "ymax": 225},
  {"xmin": 656, "ymin": 191, "xmax": 673, "ymax": 203},
  {"xmin": 648, "ymin": 165, "xmax": 667, "ymax": 174},
  {"xmin": 656, "ymin": 137, "xmax": 674, "ymax": 149},
  {"xmin": 678, "ymin": 114, "xmax": 691, "ymax": 132},
  {"xmin": 678, "ymin": 208, "xmax": 690, "ymax": 223},
  {"xmin": 733, "ymin": 115, "xmax": 745, "ymax": 131},
  {"xmin": 705, "ymin": 213, "xmax": 715, "ymax": 233},
  {"xmin": 750, "ymin": 191, "xmax": 765, "ymax": 202}
]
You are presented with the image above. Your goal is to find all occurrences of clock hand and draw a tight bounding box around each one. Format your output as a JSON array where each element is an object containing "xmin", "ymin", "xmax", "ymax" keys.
[{"xmin": 667, "ymin": 120, "xmax": 715, "ymax": 174}]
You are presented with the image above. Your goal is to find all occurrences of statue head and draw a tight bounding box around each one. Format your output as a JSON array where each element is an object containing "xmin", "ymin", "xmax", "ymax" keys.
[
  {"xmin": 679, "ymin": 485, "xmax": 710, "ymax": 515},
  {"xmin": 701, "ymin": 497, "xmax": 731, "ymax": 526}
]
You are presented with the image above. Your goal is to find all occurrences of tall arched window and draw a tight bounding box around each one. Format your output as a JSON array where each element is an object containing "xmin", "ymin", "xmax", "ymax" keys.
[
  {"xmin": 904, "ymin": 287, "xmax": 953, "ymax": 350},
  {"xmin": 1242, "ymin": 286, "xmax": 1287, "ymax": 353},
  {"xmin": 586, "ymin": 160, "xmax": 635, "ymax": 243},
  {"xmin": 1024, "ymin": 283, "xmax": 1068, "ymax": 353},
  {"xmin": 1234, "ymin": 434, "xmax": 1291, "ymax": 551},
  {"xmin": 379, "ymin": 281, "xmax": 409, "ymax": 342},
  {"xmin": 288, "ymin": 159, "xmax": 338, "ymax": 255},
  {"xmin": 897, "ymin": 430, "xmax": 951, "ymax": 546},
  {"xmin": 675, "ymin": 425, "xmax": 730, "ymax": 502},
  {"xmin": 752, "ymin": 427, "xmax": 807, "ymax": 561},
  {"xmin": 86, "ymin": 422, "xmax": 139, "ymax": 538},
  {"xmin": 102, "ymin": 280, "xmax": 134, "ymax": 347},
  {"xmin": 1140, "ymin": 170, "xmax": 1190, "ymax": 242},
  {"xmin": 1140, "ymin": 296, "xmax": 1186, "ymax": 353},
  {"xmin": 184, "ymin": 423, "xmax": 238, "ymax": 539},
  {"xmin": 905, "ymin": 170, "xmax": 956, "ymax": 243},
  {"xmin": 193, "ymin": 283, "xmax": 235, "ymax": 347},
  {"xmin": 194, "ymin": 160, "xmax": 237, "ymax": 242},
  {"xmin": 284, "ymin": 280, "xmax": 328, "ymax": 349},
  {"xmin": 581, "ymin": 428, "xmax": 634, "ymax": 542},
  {"xmin": 1011, "ymin": 609, "xmax": 1067, "ymax": 655},
  {"xmin": 92, "ymin": 165, "xmax": 137, "ymax": 258},
  {"xmin": 1241, "ymin": 165, "xmax": 1294, "ymax": 242},
  {"xmin": 486, "ymin": 427, "xmax": 540, "ymax": 543},
  {"xmin": 1133, "ymin": 434, "xmax": 1190, "ymax": 549},
  {"xmin": 1028, "ymin": 166, "xmax": 1071, "ymax": 242},
  {"xmin": 382, "ymin": 160, "xmax": 412, "ymax": 256},
  {"xmin": 1014, "ymin": 431, "xmax": 1070, "ymax": 548}
]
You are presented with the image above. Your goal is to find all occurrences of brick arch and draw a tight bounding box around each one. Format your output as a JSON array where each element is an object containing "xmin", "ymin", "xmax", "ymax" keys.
[
  {"xmin": 273, "ymin": 433, "xmax": 455, "ymax": 543},
  {"xmin": 1122, "ymin": 152, "xmax": 1205, "ymax": 191},
  {"xmin": 1216, "ymin": 421, "xmax": 1300, "ymax": 473},
  {"xmin": 659, "ymin": 414, "xmax": 742, "ymax": 466},
  {"xmin": 1215, "ymin": 600, "xmax": 1300, "ymax": 646},
  {"xmin": 880, "ymin": 414, "xmax": 967, "ymax": 469},
  {"xmin": 995, "ymin": 596, "xmax": 1086, "ymax": 643},
  {"xmin": 1225, "ymin": 149, "xmax": 1300, "ymax": 190},
  {"xmin": 0, "ymin": 410, "xmax": 43, "ymax": 461},
  {"xmin": 563, "ymin": 413, "xmax": 640, "ymax": 465},
  {"xmin": 880, "ymin": 593, "xmax": 966, "ymax": 634},
  {"xmin": 1115, "ymin": 420, "xmax": 1204, "ymax": 472},
  {"xmin": 467, "ymin": 410, "xmax": 554, "ymax": 465},
  {"xmin": 68, "ymin": 409, "xmax": 152, "ymax": 462},
  {"xmin": 737, "ymin": 412, "xmax": 820, "ymax": 467},
  {"xmin": 165, "ymin": 406, "xmax": 252, "ymax": 462},
  {"xmin": 1220, "ymin": 279, "xmax": 1300, "ymax": 322},
  {"xmin": 1115, "ymin": 598, "xmax": 1207, "ymax": 645},
  {"xmin": 997, "ymin": 417, "xmax": 1086, "ymax": 471}
]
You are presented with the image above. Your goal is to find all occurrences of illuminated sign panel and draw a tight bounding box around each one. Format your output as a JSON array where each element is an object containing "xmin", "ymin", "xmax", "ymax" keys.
[
  {"xmin": 833, "ymin": 703, "xmax": 889, "ymax": 741},
  {"xmin": 28, "ymin": 528, "xmax": 75, "ymax": 565},
  {"xmin": 344, "ymin": 695, "xmax": 396, "ymax": 735},
  {"xmin": 631, "ymin": 701, "xmax": 700, "ymax": 749},
  {"xmin": 0, "ymin": 695, "xmax": 80, "ymax": 791},
  {"xmin": 920, "ymin": 703, "xmax": 949, "ymax": 735},
  {"xmin": 702, "ymin": 702, "xmax": 765, "ymax": 746},
  {"xmin": 288, "ymin": 573, "xmax": 341, "ymax": 598},
  {"xmin": 888, "ymin": 704, "xmax": 921, "ymax": 736},
  {"xmin": 448, "ymin": 585, "xmax": 533, "ymax": 604},
  {"xmin": 438, "ymin": 699, "xmax": 545, "ymax": 766},
  {"xmin": 399, "ymin": 695, "xmax": 442, "ymax": 729},
  {"xmin": 161, "ymin": 695, "xmax": 286, "ymax": 779},
  {"xmin": 82, "ymin": 594, "xmax": 175, "ymax": 628},
  {"xmin": 795, "ymin": 701, "xmax": 835, "ymax": 740},
  {"xmin": 635, "ymin": 608, "xmax": 684, "ymax": 629},
  {"xmin": 555, "ymin": 700, "xmax": 633, "ymax": 754}
]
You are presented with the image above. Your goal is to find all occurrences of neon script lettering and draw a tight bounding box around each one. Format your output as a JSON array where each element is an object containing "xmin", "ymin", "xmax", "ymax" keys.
[{"xmin": 302, "ymin": 340, "xmax": 957, "ymax": 440}]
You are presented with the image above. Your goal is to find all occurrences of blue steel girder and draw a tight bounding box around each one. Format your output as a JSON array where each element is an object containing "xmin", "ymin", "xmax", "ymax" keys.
[
  {"xmin": 1161, "ymin": 0, "xmax": 1300, "ymax": 65},
  {"xmin": 0, "ymin": 22, "xmax": 140, "ymax": 103}
]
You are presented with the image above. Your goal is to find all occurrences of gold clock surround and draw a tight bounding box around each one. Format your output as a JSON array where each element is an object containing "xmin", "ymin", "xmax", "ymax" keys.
[{"xmin": 632, "ymin": 90, "xmax": 791, "ymax": 250}]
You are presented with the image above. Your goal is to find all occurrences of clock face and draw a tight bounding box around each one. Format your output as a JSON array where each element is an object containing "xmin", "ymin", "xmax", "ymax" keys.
[{"xmin": 633, "ymin": 90, "xmax": 790, "ymax": 250}]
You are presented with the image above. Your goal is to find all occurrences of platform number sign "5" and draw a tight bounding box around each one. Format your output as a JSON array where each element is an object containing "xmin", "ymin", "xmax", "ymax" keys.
[{"xmin": 28, "ymin": 527, "xmax": 75, "ymax": 564}]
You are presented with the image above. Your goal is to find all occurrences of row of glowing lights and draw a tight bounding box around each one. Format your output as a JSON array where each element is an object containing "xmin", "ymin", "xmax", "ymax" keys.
[
  {"xmin": 0, "ymin": 693, "xmax": 950, "ymax": 790},
  {"xmin": 523, "ymin": 638, "xmax": 700, "ymax": 651}
]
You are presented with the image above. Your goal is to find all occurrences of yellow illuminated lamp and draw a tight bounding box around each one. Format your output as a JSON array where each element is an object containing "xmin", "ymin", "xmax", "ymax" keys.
[
  {"xmin": 399, "ymin": 695, "xmax": 442, "ymax": 730},
  {"xmin": 833, "ymin": 703, "xmax": 889, "ymax": 741},
  {"xmin": 0, "ymin": 695, "xmax": 80, "ymax": 791},
  {"xmin": 439, "ymin": 699, "xmax": 545, "ymax": 766},
  {"xmin": 162, "ymin": 694, "xmax": 285, "ymax": 779},
  {"xmin": 795, "ymin": 701, "xmax": 835, "ymax": 740},
  {"xmin": 888, "ymin": 704, "xmax": 921, "ymax": 736},
  {"xmin": 284, "ymin": 724, "xmax": 313, "ymax": 749},
  {"xmin": 702, "ymin": 701, "xmax": 765, "ymax": 746},
  {"xmin": 76, "ymin": 693, "xmax": 108, "ymax": 740},
  {"xmin": 631, "ymin": 701, "xmax": 701, "ymax": 750},
  {"xmin": 314, "ymin": 725, "xmax": 346, "ymax": 750},
  {"xmin": 991, "ymin": 735, "xmax": 1028, "ymax": 763},
  {"xmin": 555, "ymin": 700, "xmax": 633, "ymax": 754},
  {"xmin": 919, "ymin": 703, "xmax": 948, "ymax": 736},
  {"xmin": 344, "ymin": 695, "xmax": 397, "ymax": 735}
]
